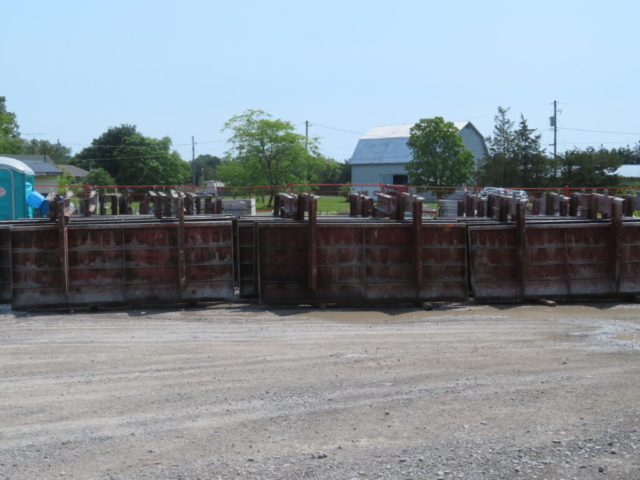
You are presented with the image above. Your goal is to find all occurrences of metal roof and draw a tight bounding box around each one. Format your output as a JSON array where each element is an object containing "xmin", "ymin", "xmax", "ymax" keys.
[
  {"xmin": 0, "ymin": 156, "xmax": 35, "ymax": 175},
  {"xmin": 58, "ymin": 164, "xmax": 89, "ymax": 177},
  {"xmin": 615, "ymin": 164, "xmax": 640, "ymax": 178},
  {"xmin": 0, "ymin": 154, "xmax": 62, "ymax": 175},
  {"xmin": 351, "ymin": 122, "xmax": 475, "ymax": 165},
  {"xmin": 361, "ymin": 122, "xmax": 470, "ymax": 139},
  {"xmin": 2, "ymin": 154, "xmax": 55, "ymax": 163},
  {"xmin": 21, "ymin": 161, "xmax": 62, "ymax": 175}
]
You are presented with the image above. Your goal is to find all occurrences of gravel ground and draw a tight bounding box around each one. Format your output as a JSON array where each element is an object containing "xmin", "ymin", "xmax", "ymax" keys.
[{"xmin": 0, "ymin": 302, "xmax": 639, "ymax": 480}]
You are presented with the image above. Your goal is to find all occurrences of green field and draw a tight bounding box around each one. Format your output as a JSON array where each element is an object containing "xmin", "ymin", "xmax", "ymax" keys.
[{"xmin": 255, "ymin": 196, "xmax": 351, "ymax": 214}]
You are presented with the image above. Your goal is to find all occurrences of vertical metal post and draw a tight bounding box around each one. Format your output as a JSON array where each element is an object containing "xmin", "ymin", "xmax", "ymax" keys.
[
  {"xmin": 58, "ymin": 201, "xmax": 69, "ymax": 301},
  {"xmin": 177, "ymin": 197, "xmax": 186, "ymax": 294},
  {"xmin": 532, "ymin": 199, "xmax": 540, "ymax": 216},
  {"xmin": 308, "ymin": 197, "xmax": 317, "ymax": 292},
  {"xmin": 297, "ymin": 194, "xmax": 306, "ymax": 221},
  {"xmin": 569, "ymin": 193, "xmax": 580, "ymax": 217},
  {"xmin": 587, "ymin": 194, "xmax": 597, "ymax": 220},
  {"xmin": 463, "ymin": 195, "xmax": 472, "ymax": 217},
  {"xmin": 274, "ymin": 194, "xmax": 281, "ymax": 217},
  {"xmin": 477, "ymin": 198, "xmax": 486, "ymax": 217},
  {"xmin": 349, "ymin": 194, "xmax": 358, "ymax": 217},
  {"xmin": 499, "ymin": 199, "xmax": 509, "ymax": 222},
  {"xmin": 516, "ymin": 201, "xmax": 527, "ymax": 296},
  {"xmin": 611, "ymin": 201, "xmax": 623, "ymax": 293},
  {"xmin": 362, "ymin": 197, "xmax": 373, "ymax": 217},
  {"xmin": 413, "ymin": 200, "xmax": 423, "ymax": 291},
  {"xmin": 397, "ymin": 193, "xmax": 407, "ymax": 221}
]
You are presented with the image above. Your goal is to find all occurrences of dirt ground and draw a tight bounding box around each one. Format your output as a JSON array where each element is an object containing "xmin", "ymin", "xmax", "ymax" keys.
[{"xmin": 0, "ymin": 302, "xmax": 639, "ymax": 480}]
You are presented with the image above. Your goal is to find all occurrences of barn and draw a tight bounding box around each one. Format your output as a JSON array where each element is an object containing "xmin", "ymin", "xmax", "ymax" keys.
[{"xmin": 350, "ymin": 122, "xmax": 488, "ymax": 195}]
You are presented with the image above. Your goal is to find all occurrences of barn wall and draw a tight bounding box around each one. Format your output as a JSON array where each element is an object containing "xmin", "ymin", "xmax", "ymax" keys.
[
  {"xmin": 458, "ymin": 125, "xmax": 487, "ymax": 169},
  {"xmin": 351, "ymin": 164, "xmax": 408, "ymax": 195}
]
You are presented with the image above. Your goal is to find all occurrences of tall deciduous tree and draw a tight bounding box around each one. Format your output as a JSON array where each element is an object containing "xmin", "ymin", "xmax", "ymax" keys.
[
  {"xmin": 115, "ymin": 135, "xmax": 191, "ymax": 186},
  {"xmin": 74, "ymin": 124, "xmax": 141, "ymax": 177},
  {"xmin": 0, "ymin": 96, "xmax": 22, "ymax": 154},
  {"xmin": 405, "ymin": 117, "xmax": 474, "ymax": 187},
  {"xmin": 218, "ymin": 110, "xmax": 318, "ymax": 206},
  {"xmin": 84, "ymin": 168, "xmax": 116, "ymax": 186},
  {"xmin": 557, "ymin": 146, "xmax": 622, "ymax": 187}
]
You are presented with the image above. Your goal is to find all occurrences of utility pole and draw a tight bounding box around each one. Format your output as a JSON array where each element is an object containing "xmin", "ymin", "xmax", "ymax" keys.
[
  {"xmin": 305, "ymin": 121, "xmax": 309, "ymax": 151},
  {"xmin": 192, "ymin": 136, "xmax": 196, "ymax": 186},
  {"xmin": 552, "ymin": 100, "xmax": 557, "ymax": 158}
]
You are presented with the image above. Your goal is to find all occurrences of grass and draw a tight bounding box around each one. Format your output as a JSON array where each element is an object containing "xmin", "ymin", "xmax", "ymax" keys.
[{"xmin": 253, "ymin": 195, "xmax": 351, "ymax": 214}]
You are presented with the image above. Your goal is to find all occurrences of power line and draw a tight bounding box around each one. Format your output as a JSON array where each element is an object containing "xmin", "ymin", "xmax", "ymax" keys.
[
  {"xmin": 559, "ymin": 127, "xmax": 640, "ymax": 135},
  {"xmin": 560, "ymin": 102, "xmax": 640, "ymax": 115},
  {"xmin": 312, "ymin": 124, "xmax": 377, "ymax": 137},
  {"xmin": 60, "ymin": 139, "xmax": 226, "ymax": 148}
]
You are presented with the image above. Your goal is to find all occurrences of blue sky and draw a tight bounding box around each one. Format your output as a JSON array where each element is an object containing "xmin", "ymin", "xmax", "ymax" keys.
[{"xmin": 3, "ymin": 0, "xmax": 639, "ymax": 164}]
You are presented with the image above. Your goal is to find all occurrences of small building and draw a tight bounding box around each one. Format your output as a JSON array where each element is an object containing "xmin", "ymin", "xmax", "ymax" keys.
[
  {"xmin": 58, "ymin": 164, "xmax": 90, "ymax": 183},
  {"xmin": 0, "ymin": 154, "xmax": 62, "ymax": 192},
  {"xmin": 615, "ymin": 164, "xmax": 640, "ymax": 181},
  {"xmin": 350, "ymin": 122, "xmax": 488, "ymax": 195}
]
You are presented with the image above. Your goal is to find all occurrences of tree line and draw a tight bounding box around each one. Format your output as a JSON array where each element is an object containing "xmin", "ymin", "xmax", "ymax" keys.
[
  {"xmin": 475, "ymin": 107, "xmax": 640, "ymax": 188},
  {"xmin": 0, "ymin": 98, "xmax": 349, "ymax": 197},
  {"xmin": 401, "ymin": 108, "xmax": 640, "ymax": 190},
  {"xmin": 5, "ymin": 94, "xmax": 638, "ymax": 194}
]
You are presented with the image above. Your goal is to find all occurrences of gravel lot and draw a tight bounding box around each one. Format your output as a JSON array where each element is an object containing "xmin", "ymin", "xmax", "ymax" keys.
[{"xmin": 1, "ymin": 302, "xmax": 639, "ymax": 480}]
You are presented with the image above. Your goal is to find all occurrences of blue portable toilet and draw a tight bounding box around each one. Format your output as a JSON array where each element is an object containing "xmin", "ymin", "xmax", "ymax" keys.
[{"xmin": 0, "ymin": 156, "xmax": 36, "ymax": 220}]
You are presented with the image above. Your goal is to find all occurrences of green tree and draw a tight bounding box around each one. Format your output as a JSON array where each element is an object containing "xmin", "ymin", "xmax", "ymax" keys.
[
  {"xmin": 57, "ymin": 167, "xmax": 77, "ymax": 195},
  {"xmin": 476, "ymin": 107, "xmax": 520, "ymax": 187},
  {"xmin": 406, "ymin": 117, "xmax": 474, "ymax": 187},
  {"xmin": 20, "ymin": 139, "xmax": 73, "ymax": 164},
  {"xmin": 115, "ymin": 135, "xmax": 191, "ymax": 185},
  {"xmin": 557, "ymin": 146, "xmax": 623, "ymax": 187},
  {"xmin": 193, "ymin": 154, "xmax": 222, "ymax": 186},
  {"xmin": 0, "ymin": 96, "xmax": 22, "ymax": 154},
  {"xmin": 612, "ymin": 143, "xmax": 640, "ymax": 165},
  {"xmin": 514, "ymin": 115, "xmax": 553, "ymax": 187},
  {"xmin": 84, "ymin": 167, "xmax": 116, "ymax": 186},
  {"xmin": 74, "ymin": 124, "xmax": 141, "ymax": 177},
  {"xmin": 219, "ymin": 110, "xmax": 319, "ymax": 207}
]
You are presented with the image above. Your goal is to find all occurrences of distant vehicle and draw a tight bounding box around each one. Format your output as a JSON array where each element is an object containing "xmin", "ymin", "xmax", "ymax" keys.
[{"xmin": 478, "ymin": 186, "xmax": 528, "ymax": 200}]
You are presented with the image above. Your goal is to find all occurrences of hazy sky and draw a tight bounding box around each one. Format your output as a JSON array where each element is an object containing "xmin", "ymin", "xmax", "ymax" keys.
[{"xmin": 3, "ymin": 0, "xmax": 639, "ymax": 164}]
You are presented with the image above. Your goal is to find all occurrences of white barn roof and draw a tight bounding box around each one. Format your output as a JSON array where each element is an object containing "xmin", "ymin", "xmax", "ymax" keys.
[
  {"xmin": 615, "ymin": 164, "xmax": 640, "ymax": 178},
  {"xmin": 361, "ymin": 122, "xmax": 471, "ymax": 140},
  {"xmin": 351, "ymin": 121, "xmax": 485, "ymax": 165}
]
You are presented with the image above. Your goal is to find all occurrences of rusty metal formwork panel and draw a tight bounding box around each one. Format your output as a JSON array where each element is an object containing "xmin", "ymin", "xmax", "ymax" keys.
[
  {"xmin": 0, "ymin": 227, "xmax": 10, "ymax": 302},
  {"xmin": 257, "ymin": 222, "xmax": 468, "ymax": 304},
  {"xmin": 237, "ymin": 220, "xmax": 258, "ymax": 299},
  {"xmin": 469, "ymin": 216, "xmax": 640, "ymax": 300},
  {"xmin": 11, "ymin": 220, "xmax": 234, "ymax": 309}
]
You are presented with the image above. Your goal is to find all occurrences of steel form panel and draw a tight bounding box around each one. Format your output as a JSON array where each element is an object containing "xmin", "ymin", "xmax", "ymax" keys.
[
  {"xmin": 469, "ymin": 210, "xmax": 640, "ymax": 300},
  {"xmin": 257, "ymin": 221, "xmax": 468, "ymax": 304},
  {"xmin": 0, "ymin": 227, "xmax": 10, "ymax": 302},
  {"xmin": 11, "ymin": 220, "xmax": 234, "ymax": 309}
]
